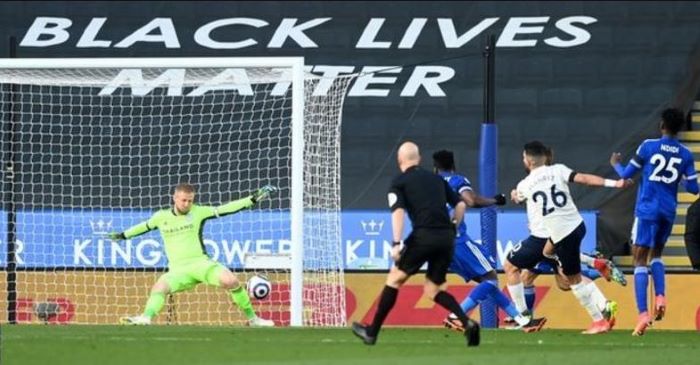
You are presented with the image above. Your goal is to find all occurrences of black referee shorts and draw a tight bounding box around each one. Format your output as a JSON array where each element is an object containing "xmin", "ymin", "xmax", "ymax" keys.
[
  {"xmin": 553, "ymin": 222, "xmax": 586, "ymax": 276},
  {"xmin": 396, "ymin": 228, "xmax": 455, "ymax": 285}
]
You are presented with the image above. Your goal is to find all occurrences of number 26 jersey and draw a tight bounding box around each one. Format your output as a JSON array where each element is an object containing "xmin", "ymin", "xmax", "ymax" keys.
[{"xmin": 516, "ymin": 164, "xmax": 583, "ymax": 243}]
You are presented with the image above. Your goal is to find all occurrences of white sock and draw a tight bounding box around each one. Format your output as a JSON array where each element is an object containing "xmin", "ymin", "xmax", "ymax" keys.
[
  {"xmin": 514, "ymin": 314, "xmax": 530, "ymax": 326},
  {"xmin": 580, "ymin": 254, "xmax": 595, "ymax": 267},
  {"xmin": 508, "ymin": 283, "xmax": 528, "ymax": 313},
  {"xmin": 571, "ymin": 282, "xmax": 603, "ymax": 321},
  {"xmin": 588, "ymin": 281, "xmax": 608, "ymax": 312}
]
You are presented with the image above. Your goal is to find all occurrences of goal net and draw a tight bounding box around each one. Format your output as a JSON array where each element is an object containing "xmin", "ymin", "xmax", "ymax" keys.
[{"xmin": 0, "ymin": 58, "xmax": 353, "ymax": 327}]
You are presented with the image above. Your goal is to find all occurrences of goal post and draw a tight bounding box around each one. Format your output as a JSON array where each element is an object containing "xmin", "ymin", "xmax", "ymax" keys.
[{"xmin": 0, "ymin": 57, "xmax": 351, "ymax": 327}]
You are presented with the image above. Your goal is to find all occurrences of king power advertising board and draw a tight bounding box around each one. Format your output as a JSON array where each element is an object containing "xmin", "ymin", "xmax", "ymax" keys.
[{"xmin": 0, "ymin": 209, "xmax": 595, "ymax": 270}]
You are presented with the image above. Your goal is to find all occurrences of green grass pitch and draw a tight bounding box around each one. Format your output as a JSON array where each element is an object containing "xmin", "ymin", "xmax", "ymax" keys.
[{"xmin": 2, "ymin": 326, "xmax": 699, "ymax": 365}]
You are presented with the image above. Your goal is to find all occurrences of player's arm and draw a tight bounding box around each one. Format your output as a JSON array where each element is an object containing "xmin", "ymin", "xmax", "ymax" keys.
[
  {"xmin": 510, "ymin": 181, "xmax": 528, "ymax": 204},
  {"xmin": 572, "ymin": 172, "xmax": 629, "ymax": 188},
  {"xmin": 444, "ymin": 180, "xmax": 467, "ymax": 225},
  {"xmin": 388, "ymin": 182, "xmax": 407, "ymax": 262},
  {"xmin": 208, "ymin": 185, "xmax": 280, "ymax": 218},
  {"xmin": 107, "ymin": 215, "xmax": 158, "ymax": 241},
  {"xmin": 462, "ymin": 191, "xmax": 506, "ymax": 208},
  {"xmin": 610, "ymin": 142, "xmax": 647, "ymax": 179},
  {"xmin": 682, "ymin": 154, "xmax": 699, "ymax": 194},
  {"xmin": 455, "ymin": 177, "xmax": 506, "ymax": 208}
]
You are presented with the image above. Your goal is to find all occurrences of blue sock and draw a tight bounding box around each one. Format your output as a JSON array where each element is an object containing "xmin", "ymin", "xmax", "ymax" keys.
[
  {"xmin": 460, "ymin": 281, "xmax": 495, "ymax": 313},
  {"xmin": 581, "ymin": 267, "xmax": 601, "ymax": 281},
  {"xmin": 524, "ymin": 285, "xmax": 535, "ymax": 313},
  {"xmin": 490, "ymin": 283, "xmax": 521, "ymax": 319},
  {"xmin": 650, "ymin": 258, "xmax": 665, "ymax": 296},
  {"xmin": 634, "ymin": 266, "xmax": 649, "ymax": 313}
]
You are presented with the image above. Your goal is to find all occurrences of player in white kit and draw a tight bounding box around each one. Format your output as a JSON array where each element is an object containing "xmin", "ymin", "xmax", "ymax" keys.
[{"xmin": 511, "ymin": 141, "xmax": 631, "ymax": 334}]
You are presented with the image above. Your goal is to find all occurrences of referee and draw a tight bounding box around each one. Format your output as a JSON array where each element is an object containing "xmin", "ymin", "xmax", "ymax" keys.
[{"xmin": 352, "ymin": 141, "xmax": 480, "ymax": 347}]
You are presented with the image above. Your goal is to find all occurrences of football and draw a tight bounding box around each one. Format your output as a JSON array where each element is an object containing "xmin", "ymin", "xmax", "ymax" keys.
[{"xmin": 247, "ymin": 274, "xmax": 272, "ymax": 300}]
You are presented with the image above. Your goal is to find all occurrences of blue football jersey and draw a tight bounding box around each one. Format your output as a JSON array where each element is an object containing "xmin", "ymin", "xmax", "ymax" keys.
[
  {"xmin": 438, "ymin": 171, "xmax": 472, "ymax": 239},
  {"xmin": 632, "ymin": 136, "xmax": 697, "ymax": 220}
]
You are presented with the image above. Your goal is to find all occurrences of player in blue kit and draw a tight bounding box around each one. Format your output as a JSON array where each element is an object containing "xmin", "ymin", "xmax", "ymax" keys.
[
  {"xmin": 610, "ymin": 108, "xmax": 699, "ymax": 336},
  {"xmin": 433, "ymin": 150, "xmax": 546, "ymax": 332}
]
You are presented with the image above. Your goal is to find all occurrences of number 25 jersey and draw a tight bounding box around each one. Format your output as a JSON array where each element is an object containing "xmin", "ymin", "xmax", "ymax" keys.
[
  {"xmin": 632, "ymin": 136, "xmax": 696, "ymax": 221},
  {"xmin": 516, "ymin": 164, "xmax": 582, "ymax": 243}
]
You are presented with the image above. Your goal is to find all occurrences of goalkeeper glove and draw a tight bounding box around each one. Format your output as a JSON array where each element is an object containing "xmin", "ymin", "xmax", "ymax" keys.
[
  {"xmin": 107, "ymin": 232, "xmax": 126, "ymax": 241},
  {"xmin": 493, "ymin": 194, "xmax": 506, "ymax": 206},
  {"xmin": 251, "ymin": 185, "xmax": 279, "ymax": 204}
]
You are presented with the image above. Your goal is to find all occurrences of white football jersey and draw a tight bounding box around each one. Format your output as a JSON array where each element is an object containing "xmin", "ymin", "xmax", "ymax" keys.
[{"xmin": 516, "ymin": 164, "xmax": 584, "ymax": 243}]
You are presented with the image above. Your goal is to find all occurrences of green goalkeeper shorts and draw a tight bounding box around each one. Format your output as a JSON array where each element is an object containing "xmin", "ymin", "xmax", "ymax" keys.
[{"xmin": 161, "ymin": 259, "xmax": 228, "ymax": 293}]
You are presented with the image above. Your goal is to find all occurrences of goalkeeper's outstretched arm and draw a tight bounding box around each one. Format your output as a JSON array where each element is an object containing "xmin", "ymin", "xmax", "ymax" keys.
[
  {"xmin": 212, "ymin": 184, "xmax": 280, "ymax": 218},
  {"xmin": 108, "ymin": 219, "xmax": 156, "ymax": 241}
]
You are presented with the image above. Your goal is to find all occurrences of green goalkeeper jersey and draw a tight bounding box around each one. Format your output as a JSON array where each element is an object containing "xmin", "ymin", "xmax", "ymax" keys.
[{"xmin": 122, "ymin": 197, "xmax": 254, "ymax": 267}]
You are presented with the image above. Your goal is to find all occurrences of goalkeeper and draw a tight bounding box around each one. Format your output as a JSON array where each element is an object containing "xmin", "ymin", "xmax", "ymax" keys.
[{"xmin": 109, "ymin": 183, "xmax": 277, "ymax": 327}]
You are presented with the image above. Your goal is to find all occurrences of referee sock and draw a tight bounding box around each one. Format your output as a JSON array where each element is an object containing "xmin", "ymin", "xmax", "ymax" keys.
[
  {"xmin": 368, "ymin": 285, "xmax": 398, "ymax": 337},
  {"xmin": 434, "ymin": 291, "xmax": 471, "ymax": 328},
  {"xmin": 143, "ymin": 292, "xmax": 166, "ymax": 318},
  {"xmin": 231, "ymin": 287, "xmax": 257, "ymax": 320},
  {"xmin": 650, "ymin": 258, "xmax": 665, "ymax": 297}
]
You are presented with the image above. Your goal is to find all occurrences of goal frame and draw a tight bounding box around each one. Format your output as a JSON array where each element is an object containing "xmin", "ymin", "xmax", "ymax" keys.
[{"xmin": 0, "ymin": 57, "xmax": 307, "ymax": 327}]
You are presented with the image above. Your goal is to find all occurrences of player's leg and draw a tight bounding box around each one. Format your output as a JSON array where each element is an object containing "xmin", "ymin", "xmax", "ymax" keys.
[
  {"xmin": 503, "ymin": 259, "xmax": 528, "ymax": 314},
  {"xmin": 446, "ymin": 239, "xmax": 541, "ymax": 331},
  {"xmin": 121, "ymin": 271, "xmax": 193, "ymax": 325},
  {"xmin": 423, "ymin": 236, "xmax": 479, "ymax": 346},
  {"xmin": 210, "ymin": 265, "xmax": 274, "ymax": 327},
  {"xmin": 521, "ymin": 270, "xmax": 537, "ymax": 314},
  {"xmin": 564, "ymin": 268, "xmax": 618, "ymax": 328},
  {"xmin": 451, "ymin": 239, "xmax": 498, "ymax": 315},
  {"xmin": 352, "ymin": 264, "xmax": 409, "ymax": 345},
  {"xmin": 353, "ymin": 233, "xmax": 420, "ymax": 344},
  {"xmin": 555, "ymin": 223, "xmax": 609, "ymax": 334},
  {"xmin": 478, "ymin": 269, "xmax": 545, "ymax": 332},
  {"xmin": 650, "ymin": 218, "xmax": 672, "ymax": 321},
  {"xmin": 579, "ymin": 252, "xmax": 627, "ymax": 286},
  {"xmin": 631, "ymin": 218, "xmax": 655, "ymax": 335},
  {"xmin": 504, "ymin": 236, "xmax": 548, "ymax": 314}
]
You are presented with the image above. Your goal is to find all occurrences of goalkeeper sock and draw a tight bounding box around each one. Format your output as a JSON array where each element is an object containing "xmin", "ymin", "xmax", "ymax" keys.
[
  {"xmin": 231, "ymin": 287, "xmax": 257, "ymax": 320},
  {"xmin": 143, "ymin": 292, "xmax": 166, "ymax": 318}
]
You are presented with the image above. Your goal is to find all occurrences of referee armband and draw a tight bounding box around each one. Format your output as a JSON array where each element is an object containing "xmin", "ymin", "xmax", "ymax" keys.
[{"xmin": 387, "ymin": 189, "xmax": 405, "ymax": 211}]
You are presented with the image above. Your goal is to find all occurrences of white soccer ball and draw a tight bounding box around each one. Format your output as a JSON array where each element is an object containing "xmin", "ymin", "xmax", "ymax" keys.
[{"xmin": 247, "ymin": 274, "xmax": 271, "ymax": 300}]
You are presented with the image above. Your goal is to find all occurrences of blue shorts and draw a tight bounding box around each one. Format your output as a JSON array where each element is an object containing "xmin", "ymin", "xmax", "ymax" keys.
[
  {"xmin": 449, "ymin": 238, "xmax": 496, "ymax": 282},
  {"xmin": 632, "ymin": 217, "xmax": 673, "ymax": 249},
  {"xmin": 530, "ymin": 260, "xmax": 556, "ymax": 275}
]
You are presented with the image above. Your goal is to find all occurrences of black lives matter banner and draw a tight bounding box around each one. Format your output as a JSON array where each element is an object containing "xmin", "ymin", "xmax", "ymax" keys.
[{"xmin": 17, "ymin": 15, "xmax": 595, "ymax": 98}]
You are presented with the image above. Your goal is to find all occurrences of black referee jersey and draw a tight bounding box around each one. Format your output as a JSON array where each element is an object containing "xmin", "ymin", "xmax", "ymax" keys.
[{"xmin": 387, "ymin": 165, "xmax": 462, "ymax": 230}]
